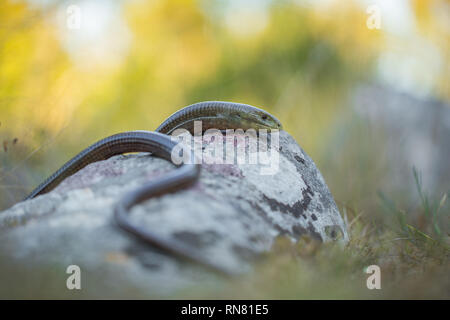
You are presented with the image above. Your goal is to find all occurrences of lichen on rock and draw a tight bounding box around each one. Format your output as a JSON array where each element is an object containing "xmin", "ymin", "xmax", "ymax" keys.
[{"xmin": 0, "ymin": 130, "xmax": 347, "ymax": 297}]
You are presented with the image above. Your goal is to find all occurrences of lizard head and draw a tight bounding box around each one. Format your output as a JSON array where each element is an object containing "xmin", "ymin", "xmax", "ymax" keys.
[{"xmin": 229, "ymin": 107, "xmax": 283, "ymax": 132}]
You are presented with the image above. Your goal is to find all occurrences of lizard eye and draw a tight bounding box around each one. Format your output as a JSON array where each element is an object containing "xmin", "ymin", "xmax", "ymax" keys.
[{"xmin": 261, "ymin": 115, "xmax": 267, "ymax": 120}]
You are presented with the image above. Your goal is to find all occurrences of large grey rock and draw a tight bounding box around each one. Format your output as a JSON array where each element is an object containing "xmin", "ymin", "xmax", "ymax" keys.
[{"xmin": 0, "ymin": 130, "xmax": 346, "ymax": 298}]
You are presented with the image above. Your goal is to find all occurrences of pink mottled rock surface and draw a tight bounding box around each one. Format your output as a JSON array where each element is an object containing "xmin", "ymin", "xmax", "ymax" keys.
[{"xmin": 0, "ymin": 130, "xmax": 346, "ymax": 298}]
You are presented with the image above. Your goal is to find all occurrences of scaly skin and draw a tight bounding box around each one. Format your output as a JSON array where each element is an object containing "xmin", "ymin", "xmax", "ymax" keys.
[
  {"xmin": 24, "ymin": 101, "xmax": 282, "ymax": 275},
  {"xmin": 156, "ymin": 101, "xmax": 282, "ymax": 134}
]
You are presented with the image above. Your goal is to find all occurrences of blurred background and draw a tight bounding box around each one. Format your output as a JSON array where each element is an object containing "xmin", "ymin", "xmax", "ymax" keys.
[{"xmin": 0, "ymin": 0, "xmax": 449, "ymax": 298}]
